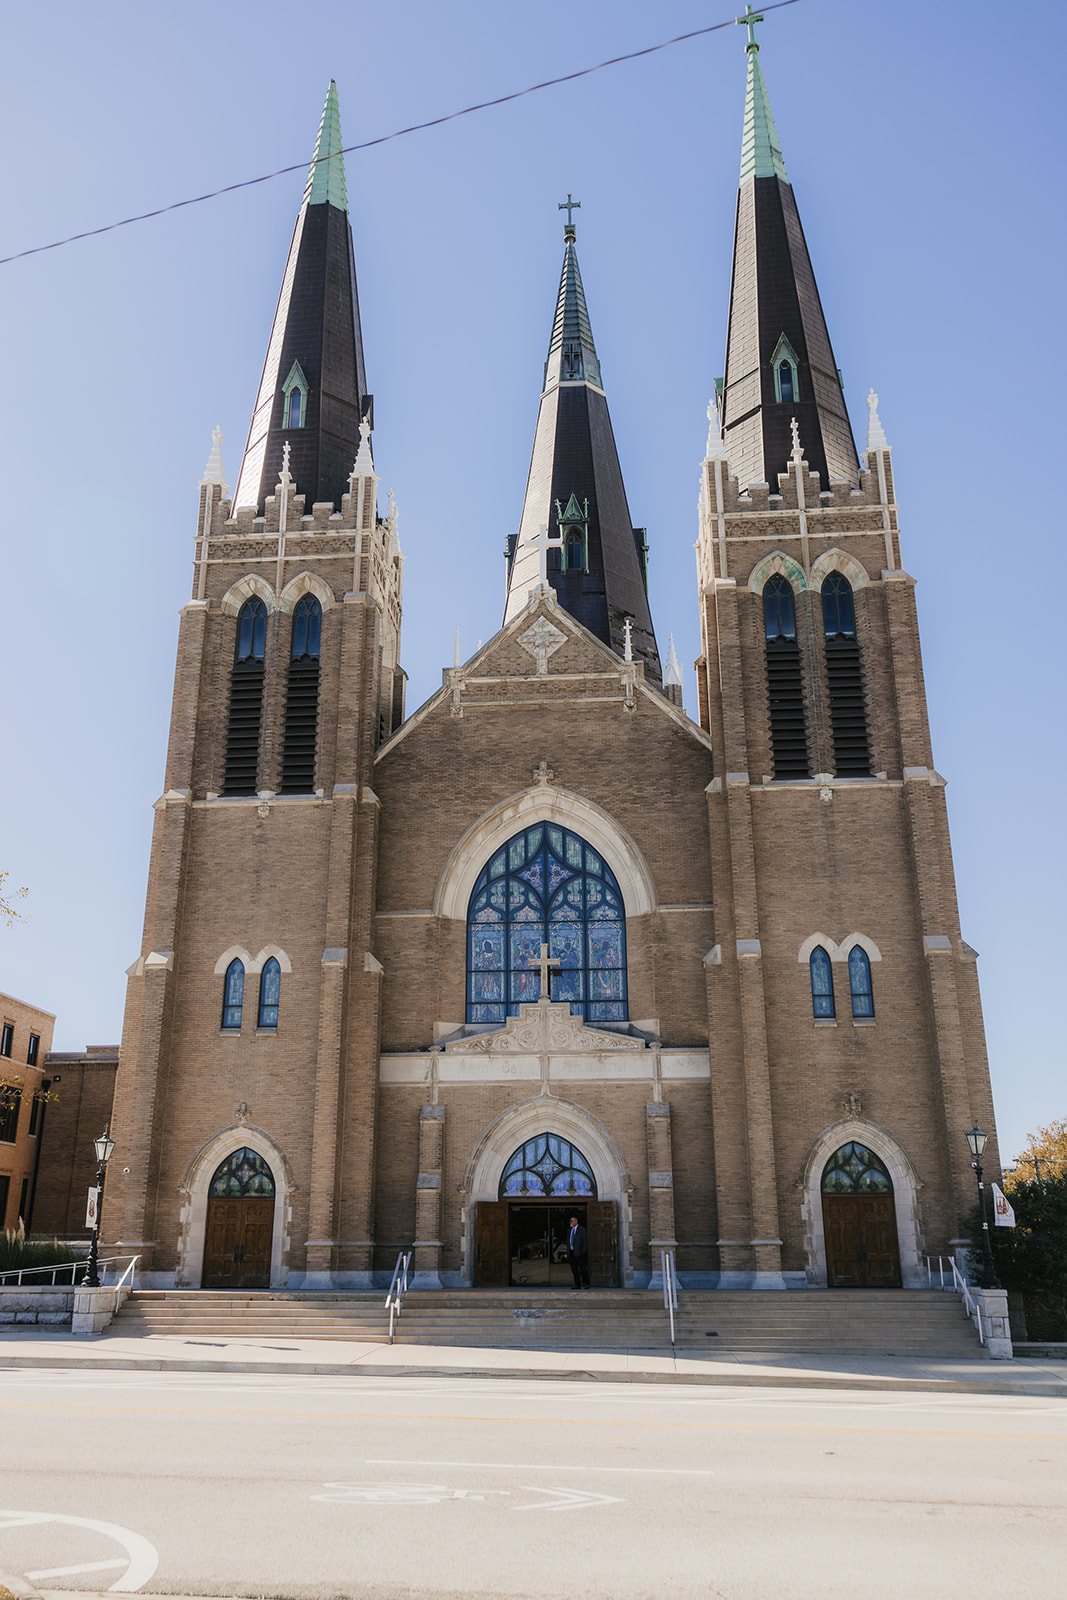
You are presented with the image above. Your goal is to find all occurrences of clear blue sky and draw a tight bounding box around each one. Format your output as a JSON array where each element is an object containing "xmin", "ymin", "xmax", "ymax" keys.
[{"xmin": 0, "ymin": 0, "xmax": 1061, "ymax": 1164}]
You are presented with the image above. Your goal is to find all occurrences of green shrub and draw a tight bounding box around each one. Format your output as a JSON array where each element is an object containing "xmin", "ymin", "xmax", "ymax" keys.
[{"xmin": 0, "ymin": 1229, "xmax": 85, "ymax": 1284}]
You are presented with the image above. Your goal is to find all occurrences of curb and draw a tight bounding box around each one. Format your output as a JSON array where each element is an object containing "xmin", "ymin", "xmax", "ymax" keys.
[
  {"xmin": 0, "ymin": 1351, "xmax": 1064, "ymax": 1396},
  {"xmin": 0, "ymin": 1573, "xmax": 44, "ymax": 1600}
]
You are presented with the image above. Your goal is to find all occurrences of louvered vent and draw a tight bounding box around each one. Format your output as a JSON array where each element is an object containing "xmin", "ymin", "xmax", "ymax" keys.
[
  {"xmin": 222, "ymin": 598, "xmax": 267, "ymax": 795},
  {"xmin": 280, "ymin": 593, "xmax": 321, "ymax": 794},
  {"xmin": 763, "ymin": 575, "xmax": 809, "ymax": 779},
  {"xmin": 826, "ymin": 637, "xmax": 871, "ymax": 774}
]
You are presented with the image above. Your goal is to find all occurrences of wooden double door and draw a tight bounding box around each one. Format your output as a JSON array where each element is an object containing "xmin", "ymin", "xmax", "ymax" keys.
[
  {"xmin": 823, "ymin": 1193, "xmax": 902, "ymax": 1288},
  {"xmin": 475, "ymin": 1200, "xmax": 618, "ymax": 1287},
  {"xmin": 203, "ymin": 1196, "xmax": 274, "ymax": 1289}
]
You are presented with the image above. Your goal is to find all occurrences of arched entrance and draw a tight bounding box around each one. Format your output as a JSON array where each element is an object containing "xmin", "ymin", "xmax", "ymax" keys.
[
  {"xmin": 821, "ymin": 1142, "xmax": 902, "ymax": 1288},
  {"xmin": 475, "ymin": 1133, "xmax": 618, "ymax": 1288},
  {"xmin": 202, "ymin": 1148, "xmax": 276, "ymax": 1289}
]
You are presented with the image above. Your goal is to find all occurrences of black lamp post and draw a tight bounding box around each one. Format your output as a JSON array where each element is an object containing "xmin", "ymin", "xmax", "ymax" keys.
[
  {"xmin": 82, "ymin": 1125, "xmax": 116, "ymax": 1289},
  {"xmin": 966, "ymin": 1123, "xmax": 1000, "ymax": 1290}
]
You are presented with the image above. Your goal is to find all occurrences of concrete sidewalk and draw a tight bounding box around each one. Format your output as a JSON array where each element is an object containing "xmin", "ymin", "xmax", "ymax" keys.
[{"xmin": 0, "ymin": 1324, "xmax": 1065, "ymax": 1395}]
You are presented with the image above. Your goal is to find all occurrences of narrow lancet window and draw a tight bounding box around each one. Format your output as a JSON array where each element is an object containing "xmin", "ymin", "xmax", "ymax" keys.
[
  {"xmin": 763, "ymin": 575, "xmax": 809, "ymax": 778},
  {"xmin": 287, "ymin": 390, "xmax": 302, "ymax": 429},
  {"xmin": 280, "ymin": 594, "xmax": 322, "ymax": 793},
  {"xmin": 222, "ymin": 959, "xmax": 245, "ymax": 1030},
  {"xmin": 848, "ymin": 946, "xmax": 874, "ymax": 1018},
  {"xmin": 778, "ymin": 362, "xmax": 794, "ymax": 404},
  {"xmin": 257, "ymin": 958, "xmax": 281, "ymax": 1029},
  {"xmin": 810, "ymin": 947, "xmax": 835, "ymax": 1019},
  {"xmin": 821, "ymin": 574, "xmax": 871, "ymax": 775},
  {"xmin": 222, "ymin": 597, "xmax": 267, "ymax": 795}
]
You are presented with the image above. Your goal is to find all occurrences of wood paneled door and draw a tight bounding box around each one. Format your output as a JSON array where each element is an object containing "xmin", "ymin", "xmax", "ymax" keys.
[
  {"xmin": 201, "ymin": 1148, "xmax": 276, "ymax": 1290},
  {"xmin": 821, "ymin": 1142, "xmax": 902, "ymax": 1288}
]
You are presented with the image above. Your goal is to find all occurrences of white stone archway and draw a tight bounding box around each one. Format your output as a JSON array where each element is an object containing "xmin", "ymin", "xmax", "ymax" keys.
[
  {"xmin": 434, "ymin": 784, "xmax": 657, "ymax": 921},
  {"xmin": 174, "ymin": 1123, "xmax": 296, "ymax": 1290},
  {"xmin": 798, "ymin": 1118, "xmax": 926, "ymax": 1288},
  {"xmin": 460, "ymin": 1096, "xmax": 634, "ymax": 1286}
]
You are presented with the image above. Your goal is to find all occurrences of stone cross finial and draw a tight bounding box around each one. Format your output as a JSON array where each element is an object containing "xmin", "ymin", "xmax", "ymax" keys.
[
  {"xmin": 529, "ymin": 940, "xmax": 561, "ymax": 1002},
  {"xmin": 528, "ymin": 522, "xmax": 565, "ymax": 587},
  {"xmin": 281, "ymin": 441, "xmax": 291, "ymax": 480},
  {"xmin": 789, "ymin": 416, "xmax": 803, "ymax": 458},
  {"xmin": 533, "ymin": 759, "xmax": 555, "ymax": 785},
  {"xmin": 453, "ymin": 627, "xmax": 461, "ymax": 669},
  {"xmin": 843, "ymin": 1089, "xmax": 863, "ymax": 1117},
  {"xmin": 235, "ymin": 1101, "xmax": 252, "ymax": 1123},
  {"xmin": 622, "ymin": 618, "xmax": 634, "ymax": 662},
  {"xmin": 559, "ymin": 193, "xmax": 581, "ymax": 226},
  {"xmin": 518, "ymin": 615, "xmax": 566, "ymax": 674}
]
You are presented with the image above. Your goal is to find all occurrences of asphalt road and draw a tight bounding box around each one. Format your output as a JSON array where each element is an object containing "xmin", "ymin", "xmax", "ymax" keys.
[{"xmin": 0, "ymin": 1368, "xmax": 1064, "ymax": 1600}]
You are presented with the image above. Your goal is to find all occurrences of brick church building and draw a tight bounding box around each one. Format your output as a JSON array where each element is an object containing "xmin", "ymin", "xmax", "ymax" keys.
[{"xmin": 105, "ymin": 36, "xmax": 1001, "ymax": 1295}]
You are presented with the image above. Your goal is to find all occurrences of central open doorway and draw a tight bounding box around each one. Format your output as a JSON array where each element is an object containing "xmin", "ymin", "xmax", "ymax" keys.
[{"xmin": 509, "ymin": 1203, "xmax": 585, "ymax": 1287}]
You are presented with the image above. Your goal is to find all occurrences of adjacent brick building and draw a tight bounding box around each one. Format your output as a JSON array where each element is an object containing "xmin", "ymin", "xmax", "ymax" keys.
[
  {"xmin": 104, "ymin": 54, "xmax": 1001, "ymax": 1299},
  {"xmin": 0, "ymin": 991, "xmax": 55, "ymax": 1231}
]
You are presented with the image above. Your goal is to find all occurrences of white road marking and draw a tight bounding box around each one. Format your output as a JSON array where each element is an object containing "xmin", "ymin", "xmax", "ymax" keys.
[
  {"xmin": 0, "ymin": 1510, "xmax": 158, "ymax": 1594},
  {"xmin": 513, "ymin": 1486, "xmax": 623, "ymax": 1512},
  {"xmin": 311, "ymin": 1482, "xmax": 510, "ymax": 1506},
  {"xmin": 366, "ymin": 1458, "xmax": 714, "ymax": 1474},
  {"xmin": 26, "ymin": 1558, "xmax": 129, "ymax": 1579}
]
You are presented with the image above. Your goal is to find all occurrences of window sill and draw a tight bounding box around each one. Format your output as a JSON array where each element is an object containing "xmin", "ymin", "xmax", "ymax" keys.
[
  {"xmin": 852, "ymin": 1017, "xmax": 876, "ymax": 1027},
  {"xmin": 219, "ymin": 1030, "xmax": 241, "ymax": 1038},
  {"xmin": 255, "ymin": 1029, "xmax": 278, "ymax": 1037},
  {"xmin": 813, "ymin": 1019, "xmax": 837, "ymax": 1028}
]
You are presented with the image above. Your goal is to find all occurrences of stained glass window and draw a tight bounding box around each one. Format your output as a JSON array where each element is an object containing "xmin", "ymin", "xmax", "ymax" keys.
[
  {"xmin": 466, "ymin": 824, "xmax": 628, "ymax": 1025},
  {"xmin": 221, "ymin": 959, "xmax": 244, "ymax": 1031},
  {"xmin": 208, "ymin": 1147, "xmax": 276, "ymax": 1199},
  {"xmin": 822, "ymin": 572, "xmax": 857, "ymax": 639},
  {"xmin": 498, "ymin": 1134, "xmax": 597, "ymax": 1199},
  {"xmin": 848, "ymin": 946, "xmax": 874, "ymax": 1018},
  {"xmin": 821, "ymin": 1142, "xmax": 892, "ymax": 1195},
  {"xmin": 810, "ymin": 946, "xmax": 835, "ymax": 1019},
  {"xmin": 258, "ymin": 958, "xmax": 281, "ymax": 1029}
]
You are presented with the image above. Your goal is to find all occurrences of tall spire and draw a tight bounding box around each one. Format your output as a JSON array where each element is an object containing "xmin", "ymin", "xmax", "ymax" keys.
[
  {"xmin": 718, "ymin": 17, "xmax": 858, "ymax": 492},
  {"xmin": 233, "ymin": 81, "xmax": 370, "ymax": 514},
  {"xmin": 505, "ymin": 208, "xmax": 661, "ymax": 685}
]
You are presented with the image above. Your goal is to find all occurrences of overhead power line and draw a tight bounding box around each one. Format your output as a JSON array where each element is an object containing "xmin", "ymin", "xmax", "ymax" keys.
[{"xmin": 0, "ymin": 0, "xmax": 798, "ymax": 269}]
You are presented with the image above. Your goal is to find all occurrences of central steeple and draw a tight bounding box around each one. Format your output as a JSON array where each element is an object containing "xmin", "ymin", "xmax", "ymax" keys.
[
  {"xmin": 233, "ymin": 82, "xmax": 370, "ymax": 514},
  {"xmin": 505, "ymin": 208, "xmax": 661, "ymax": 685},
  {"xmin": 718, "ymin": 17, "xmax": 858, "ymax": 491}
]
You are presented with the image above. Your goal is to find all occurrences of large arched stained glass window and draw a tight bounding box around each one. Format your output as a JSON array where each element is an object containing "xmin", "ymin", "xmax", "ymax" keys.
[
  {"xmin": 821, "ymin": 1143, "xmax": 892, "ymax": 1195},
  {"xmin": 499, "ymin": 1134, "xmax": 597, "ymax": 1198},
  {"xmin": 208, "ymin": 1148, "xmax": 276, "ymax": 1198},
  {"xmin": 467, "ymin": 823, "xmax": 628, "ymax": 1026}
]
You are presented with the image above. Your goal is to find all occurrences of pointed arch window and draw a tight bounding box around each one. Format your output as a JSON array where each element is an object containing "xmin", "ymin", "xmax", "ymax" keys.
[
  {"xmin": 280, "ymin": 593, "xmax": 322, "ymax": 793},
  {"xmin": 281, "ymin": 360, "xmax": 309, "ymax": 431},
  {"xmin": 771, "ymin": 334, "xmax": 800, "ymax": 405},
  {"xmin": 223, "ymin": 597, "xmax": 268, "ymax": 795},
  {"xmin": 257, "ymin": 957, "xmax": 281, "ymax": 1030},
  {"xmin": 221, "ymin": 959, "xmax": 245, "ymax": 1031},
  {"xmin": 848, "ymin": 946, "xmax": 874, "ymax": 1018},
  {"xmin": 763, "ymin": 574, "xmax": 809, "ymax": 778},
  {"xmin": 499, "ymin": 1135, "xmax": 597, "ymax": 1199},
  {"xmin": 467, "ymin": 823, "xmax": 628, "ymax": 1026},
  {"xmin": 821, "ymin": 574, "xmax": 871, "ymax": 775},
  {"xmin": 810, "ymin": 946, "xmax": 835, "ymax": 1019}
]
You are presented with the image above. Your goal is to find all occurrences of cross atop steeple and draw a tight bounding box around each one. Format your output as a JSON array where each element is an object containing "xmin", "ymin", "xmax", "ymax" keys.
[
  {"xmin": 558, "ymin": 193, "xmax": 581, "ymax": 226},
  {"xmin": 736, "ymin": 3, "xmax": 764, "ymax": 52}
]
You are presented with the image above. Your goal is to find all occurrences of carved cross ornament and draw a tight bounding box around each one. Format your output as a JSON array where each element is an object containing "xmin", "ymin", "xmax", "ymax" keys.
[
  {"xmin": 843, "ymin": 1090, "xmax": 863, "ymax": 1118},
  {"xmin": 518, "ymin": 615, "xmax": 566, "ymax": 674}
]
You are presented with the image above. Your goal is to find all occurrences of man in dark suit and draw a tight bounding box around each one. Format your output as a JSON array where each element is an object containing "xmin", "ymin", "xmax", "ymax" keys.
[{"xmin": 567, "ymin": 1215, "xmax": 591, "ymax": 1290}]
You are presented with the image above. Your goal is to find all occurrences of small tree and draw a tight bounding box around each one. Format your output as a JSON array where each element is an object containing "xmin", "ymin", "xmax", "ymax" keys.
[
  {"xmin": 972, "ymin": 1171, "xmax": 1067, "ymax": 1340},
  {"xmin": 1007, "ymin": 1118, "xmax": 1067, "ymax": 1192},
  {"xmin": 0, "ymin": 871, "xmax": 29, "ymax": 927}
]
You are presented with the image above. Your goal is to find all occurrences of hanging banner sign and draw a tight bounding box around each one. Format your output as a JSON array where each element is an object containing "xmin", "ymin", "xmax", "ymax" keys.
[
  {"xmin": 85, "ymin": 1187, "xmax": 100, "ymax": 1228},
  {"xmin": 992, "ymin": 1182, "xmax": 1015, "ymax": 1227}
]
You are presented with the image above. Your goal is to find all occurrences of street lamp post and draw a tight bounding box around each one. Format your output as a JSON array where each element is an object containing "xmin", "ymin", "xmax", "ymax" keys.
[
  {"xmin": 966, "ymin": 1123, "xmax": 1000, "ymax": 1291},
  {"xmin": 82, "ymin": 1125, "xmax": 116, "ymax": 1289}
]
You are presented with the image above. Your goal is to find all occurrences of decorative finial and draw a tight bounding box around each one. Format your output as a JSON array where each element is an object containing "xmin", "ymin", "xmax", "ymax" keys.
[
  {"xmin": 200, "ymin": 425, "xmax": 227, "ymax": 491},
  {"xmin": 705, "ymin": 399, "xmax": 728, "ymax": 461},
  {"xmin": 866, "ymin": 389, "xmax": 890, "ymax": 452},
  {"xmin": 736, "ymin": 3, "xmax": 764, "ymax": 52},
  {"xmin": 453, "ymin": 628, "xmax": 461, "ymax": 669},
  {"xmin": 665, "ymin": 633, "xmax": 683, "ymax": 687},
  {"xmin": 789, "ymin": 416, "xmax": 803, "ymax": 459},
  {"xmin": 559, "ymin": 193, "xmax": 581, "ymax": 227},
  {"xmin": 281, "ymin": 441, "xmax": 291, "ymax": 480},
  {"xmin": 352, "ymin": 412, "xmax": 374, "ymax": 475},
  {"xmin": 622, "ymin": 618, "xmax": 634, "ymax": 663},
  {"xmin": 388, "ymin": 487, "xmax": 397, "ymax": 521}
]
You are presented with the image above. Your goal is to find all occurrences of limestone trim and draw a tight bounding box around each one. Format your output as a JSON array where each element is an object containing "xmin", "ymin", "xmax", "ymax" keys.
[
  {"xmin": 746, "ymin": 551, "xmax": 807, "ymax": 594},
  {"xmin": 808, "ymin": 549, "xmax": 870, "ymax": 592},
  {"xmin": 432, "ymin": 784, "xmax": 657, "ymax": 919},
  {"xmin": 220, "ymin": 574, "xmax": 276, "ymax": 616},
  {"xmin": 798, "ymin": 1117, "xmax": 925, "ymax": 1289},
  {"xmin": 460, "ymin": 1095, "xmax": 633, "ymax": 1286},
  {"xmin": 278, "ymin": 571, "xmax": 337, "ymax": 612},
  {"xmin": 796, "ymin": 933, "xmax": 882, "ymax": 965},
  {"xmin": 174, "ymin": 1123, "xmax": 296, "ymax": 1290},
  {"xmin": 213, "ymin": 945, "xmax": 254, "ymax": 976}
]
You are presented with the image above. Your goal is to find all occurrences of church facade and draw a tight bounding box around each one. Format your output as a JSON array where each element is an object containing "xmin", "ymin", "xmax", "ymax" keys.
[{"xmin": 106, "ymin": 42, "xmax": 1001, "ymax": 1295}]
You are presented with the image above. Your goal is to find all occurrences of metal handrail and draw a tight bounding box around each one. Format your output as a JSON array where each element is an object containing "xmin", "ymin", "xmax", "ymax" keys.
[
  {"xmin": 924, "ymin": 1254, "xmax": 984, "ymax": 1345},
  {"xmin": 384, "ymin": 1249, "xmax": 411, "ymax": 1345},
  {"xmin": 661, "ymin": 1248, "xmax": 678, "ymax": 1352},
  {"xmin": 0, "ymin": 1253, "xmax": 135, "ymax": 1289}
]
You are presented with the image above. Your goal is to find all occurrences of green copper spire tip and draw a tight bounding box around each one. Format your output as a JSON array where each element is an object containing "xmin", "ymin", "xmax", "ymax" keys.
[
  {"xmin": 304, "ymin": 79, "xmax": 349, "ymax": 210},
  {"xmin": 739, "ymin": 42, "xmax": 788, "ymax": 185}
]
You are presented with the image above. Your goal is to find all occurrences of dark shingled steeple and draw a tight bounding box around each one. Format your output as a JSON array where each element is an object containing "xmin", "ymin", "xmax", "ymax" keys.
[
  {"xmin": 505, "ymin": 214, "xmax": 661, "ymax": 685},
  {"xmin": 719, "ymin": 27, "xmax": 858, "ymax": 491},
  {"xmin": 233, "ymin": 82, "xmax": 370, "ymax": 513}
]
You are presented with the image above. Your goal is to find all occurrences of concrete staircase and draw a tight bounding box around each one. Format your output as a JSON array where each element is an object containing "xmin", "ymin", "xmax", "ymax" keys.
[{"xmin": 113, "ymin": 1287, "xmax": 985, "ymax": 1357}]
